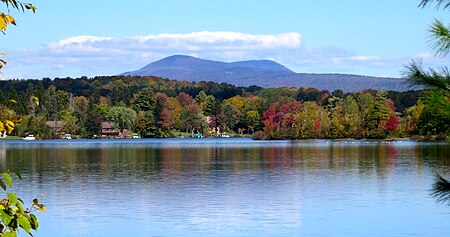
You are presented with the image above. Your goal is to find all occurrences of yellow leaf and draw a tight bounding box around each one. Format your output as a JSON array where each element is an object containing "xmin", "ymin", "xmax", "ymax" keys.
[
  {"xmin": 6, "ymin": 15, "xmax": 16, "ymax": 26},
  {"xmin": 0, "ymin": 122, "xmax": 4, "ymax": 133},
  {"xmin": 5, "ymin": 120, "xmax": 14, "ymax": 134},
  {"xmin": 0, "ymin": 15, "xmax": 7, "ymax": 31}
]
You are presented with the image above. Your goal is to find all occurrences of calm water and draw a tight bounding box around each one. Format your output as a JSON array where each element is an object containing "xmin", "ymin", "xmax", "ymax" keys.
[{"xmin": 0, "ymin": 138, "xmax": 449, "ymax": 237}]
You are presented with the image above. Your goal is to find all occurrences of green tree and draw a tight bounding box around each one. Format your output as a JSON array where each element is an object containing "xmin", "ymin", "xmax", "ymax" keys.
[
  {"xmin": 417, "ymin": 91, "xmax": 450, "ymax": 135},
  {"xmin": 357, "ymin": 93, "xmax": 375, "ymax": 137},
  {"xmin": 402, "ymin": 100, "xmax": 424, "ymax": 134},
  {"xmin": 106, "ymin": 106, "xmax": 137, "ymax": 137},
  {"xmin": 244, "ymin": 110, "xmax": 261, "ymax": 134},
  {"xmin": 109, "ymin": 80, "xmax": 132, "ymax": 106},
  {"xmin": 406, "ymin": 0, "xmax": 450, "ymax": 136},
  {"xmin": 203, "ymin": 95, "xmax": 219, "ymax": 116},
  {"xmin": 134, "ymin": 88, "xmax": 156, "ymax": 112},
  {"xmin": 62, "ymin": 114, "xmax": 79, "ymax": 135},
  {"xmin": 194, "ymin": 91, "xmax": 208, "ymax": 111},
  {"xmin": 133, "ymin": 88, "xmax": 159, "ymax": 136},
  {"xmin": 26, "ymin": 115, "xmax": 51, "ymax": 139},
  {"xmin": 327, "ymin": 97, "xmax": 346, "ymax": 139},
  {"xmin": 42, "ymin": 85, "xmax": 58, "ymax": 120},
  {"xmin": 218, "ymin": 99, "xmax": 241, "ymax": 132},
  {"xmin": 341, "ymin": 95, "xmax": 362, "ymax": 138},
  {"xmin": 293, "ymin": 101, "xmax": 329, "ymax": 139},
  {"xmin": 165, "ymin": 97, "xmax": 182, "ymax": 130},
  {"xmin": 411, "ymin": 0, "xmax": 450, "ymax": 204},
  {"xmin": 135, "ymin": 111, "xmax": 157, "ymax": 138},
  {"xmin": 84, "ymin": 104, "xmax": 104, "ymax": 138},
  {"xmin": 28, "ymin": 95, "xmax": 39, "ymax": 116},
  {"xmin": 180, "ymin": 104, "xmax": 207, "ymax": 134}
]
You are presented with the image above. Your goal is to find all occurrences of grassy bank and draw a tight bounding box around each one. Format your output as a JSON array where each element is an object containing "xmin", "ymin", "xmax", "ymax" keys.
[{"xmin": 0, "ymin": 136, "xmax": 22, "ymax": 140}]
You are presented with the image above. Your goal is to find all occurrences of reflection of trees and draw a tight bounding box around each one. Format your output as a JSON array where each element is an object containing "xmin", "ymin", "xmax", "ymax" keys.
[
  {"xmin": 0, "ymin": 143, "xmax": 5, "ymax": 168},
  {"xmin": 1, "ymin": 141, "xmax": 449, "ymax": 183}
]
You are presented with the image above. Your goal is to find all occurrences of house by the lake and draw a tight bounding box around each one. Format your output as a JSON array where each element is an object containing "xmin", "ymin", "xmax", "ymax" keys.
[
  {"xmin": 46, "ymin": 121, "xmax": 66, "ymax": 135},
  {"xmin": 101, "ymin": 122, "xmax": 131, "ymax": 138}
]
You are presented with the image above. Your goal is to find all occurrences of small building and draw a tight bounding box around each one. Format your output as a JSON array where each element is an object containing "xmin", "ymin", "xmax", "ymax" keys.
[
  {"xmin": 101, "ymin": 122, "xmax": 131, "ymax": 138},
  {"xmin": 101, "ymin": 122, "xmax": 118, "ymax": 137},
  {"xmin": 46, "ymin": 121, "xmax": 66, "ymax": 135}
]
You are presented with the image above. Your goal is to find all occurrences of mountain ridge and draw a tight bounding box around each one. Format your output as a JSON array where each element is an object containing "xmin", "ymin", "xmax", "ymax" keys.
[{"xmin": 121, "ymin": 55, "xmax": 410, "ymax": 92}]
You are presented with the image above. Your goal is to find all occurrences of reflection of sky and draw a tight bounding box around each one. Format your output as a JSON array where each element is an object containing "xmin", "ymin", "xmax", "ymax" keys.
[{"xmin": 2, "ymin": 139, "xmax": 450, "ymax": 237}]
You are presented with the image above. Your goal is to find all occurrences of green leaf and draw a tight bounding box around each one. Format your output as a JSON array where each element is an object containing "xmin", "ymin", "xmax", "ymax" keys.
[
  {"xmin": 3, "ymin": 230, "xmax": 17, "ymax": 237},
  {"xmin": 0, "ymin": 179, "xmax": 6, "ymax": 191},
  {"xmin": 29, "ymin": 214, "xmax": 38, "ymax": 230},
  {"xmin": 0, "ymin": 209, "xmax": 13, "ymax": 225},
  {"xmin": 25, "ymin": 4, "xmax": 37, "ymax": 13},
  {"xmin": 16, "ymin": 201, "xmax": 24, "ymax": 214},
  {"xmin": 2, "ymin": 173, "xmax": 13, "ymax": 188},
  {"xmin": 17, "ymin": 197, "xmax": 24, "ymax": 204},
  {"xmin": 18, "ymin": 216, "xmax": 31, "ymax": 234},
  {"xmin": 7, "ymin": 193, "xmax": 17, "ymax": 206},
  {"xmin": 7, "ymin": 169, "xmax": 22, "ymax": 180}
]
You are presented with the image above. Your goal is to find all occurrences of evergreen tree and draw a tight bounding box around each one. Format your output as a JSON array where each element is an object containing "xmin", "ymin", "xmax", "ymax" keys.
[
  {"xmin": 410, "ymin": 0, "xmax": 450, "ymax": 204},
  {"xmin": 134, "ymin": 88, "xmax": 156, "ymax": 112}
]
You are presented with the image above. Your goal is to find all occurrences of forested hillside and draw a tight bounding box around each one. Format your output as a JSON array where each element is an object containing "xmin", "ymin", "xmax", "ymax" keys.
[{"xmin": 0, "ymin": 76, "xmax": 438, "ymax": 140}]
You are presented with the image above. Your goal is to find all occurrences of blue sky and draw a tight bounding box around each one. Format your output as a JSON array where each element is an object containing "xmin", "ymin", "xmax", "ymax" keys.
[{"xmin": 1, "ymin": 0, "xmax": 449, "ymax": 79}]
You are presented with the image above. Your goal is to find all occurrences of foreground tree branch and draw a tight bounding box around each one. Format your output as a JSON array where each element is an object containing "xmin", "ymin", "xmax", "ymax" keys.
[{"xmin": 430, "ymin": 173, "xmax": 450, "ymax": 205}]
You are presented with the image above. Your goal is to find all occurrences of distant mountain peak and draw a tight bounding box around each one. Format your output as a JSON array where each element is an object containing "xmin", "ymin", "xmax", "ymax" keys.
[
  {"xmin": 120, "ymin": 55, "xmax": 409, "ymax": 92},
  {"xmin": 230, "ymin": 59, "xmax": 293, "ymax": 73},
  {"xmin": 138, "ymin": 55, "xmax": 293, "ymax": 73}
]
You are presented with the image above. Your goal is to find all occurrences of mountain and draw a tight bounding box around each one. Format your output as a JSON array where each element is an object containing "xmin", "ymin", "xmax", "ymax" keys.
[{"xmin": 121, "ymin": 55, "xmax": 411, "ymax": 92}]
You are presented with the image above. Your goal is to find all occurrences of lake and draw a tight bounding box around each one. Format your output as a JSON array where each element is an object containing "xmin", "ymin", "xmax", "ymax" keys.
[{"xmin": 0, "ymin": 138, "xmax": 449, "ymax": 237}]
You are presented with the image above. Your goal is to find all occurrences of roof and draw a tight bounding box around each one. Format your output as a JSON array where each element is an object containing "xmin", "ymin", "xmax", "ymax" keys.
[{"xmin": 46, "ymin": 121, "xmax": 65, "ymax": 129}]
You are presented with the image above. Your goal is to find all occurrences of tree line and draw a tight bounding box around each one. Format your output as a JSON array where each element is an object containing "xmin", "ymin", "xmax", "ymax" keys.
[{"xmin": 0, "ymin": 75, "xmax": 442, "ymax": 140}]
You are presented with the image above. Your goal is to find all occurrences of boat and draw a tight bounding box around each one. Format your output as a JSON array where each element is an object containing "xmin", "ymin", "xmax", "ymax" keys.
[
  {"xmin": 193, "ymin": 133, "xmax": 203, "ymax": 138},
  {"xmin": 62, "ymin": 134, "xmax": 72, "ymax": 139},
  {"xmin": 23, "ymin": 135, "xmax": 36, "ymax": 140},
  {"xmin": 220, "ymin": 133, "xmax": 231, "ymax": 138}
]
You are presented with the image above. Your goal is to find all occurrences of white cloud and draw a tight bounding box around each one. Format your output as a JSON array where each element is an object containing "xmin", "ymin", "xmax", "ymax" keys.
[
  {"xmin": 2, "ymin": 31, "xmax": 450, "ymax": 79},
  {"xmin": 3, "ymin": 31, "xmax": 304, "ymax": 78},
  {"xmin": 350, "ymin": 56, "xmax": 382, "ymax": 62},
  {"xmin": 413, "ymin": 52, "xmax": 436, "ymax": 60},
  {"xmin": 133, "ymin": 31, "xmax": 301, "ymax": 50},
  {"xmin": 331, "ymin": 55, "xmax": 382, "ymax": 65},
  {"xmin": 40, "ymin": 31, "xmax": 302, "ymax": 57}
]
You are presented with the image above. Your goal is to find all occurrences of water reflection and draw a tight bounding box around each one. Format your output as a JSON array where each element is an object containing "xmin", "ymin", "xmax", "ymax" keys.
[
  {"xmin": 0, "ymin": 139, "xmax": 449, "ymax": 236},
  {"xmin": 2, "ymin": 139, "xmax": 450, "ymax": 184}
]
